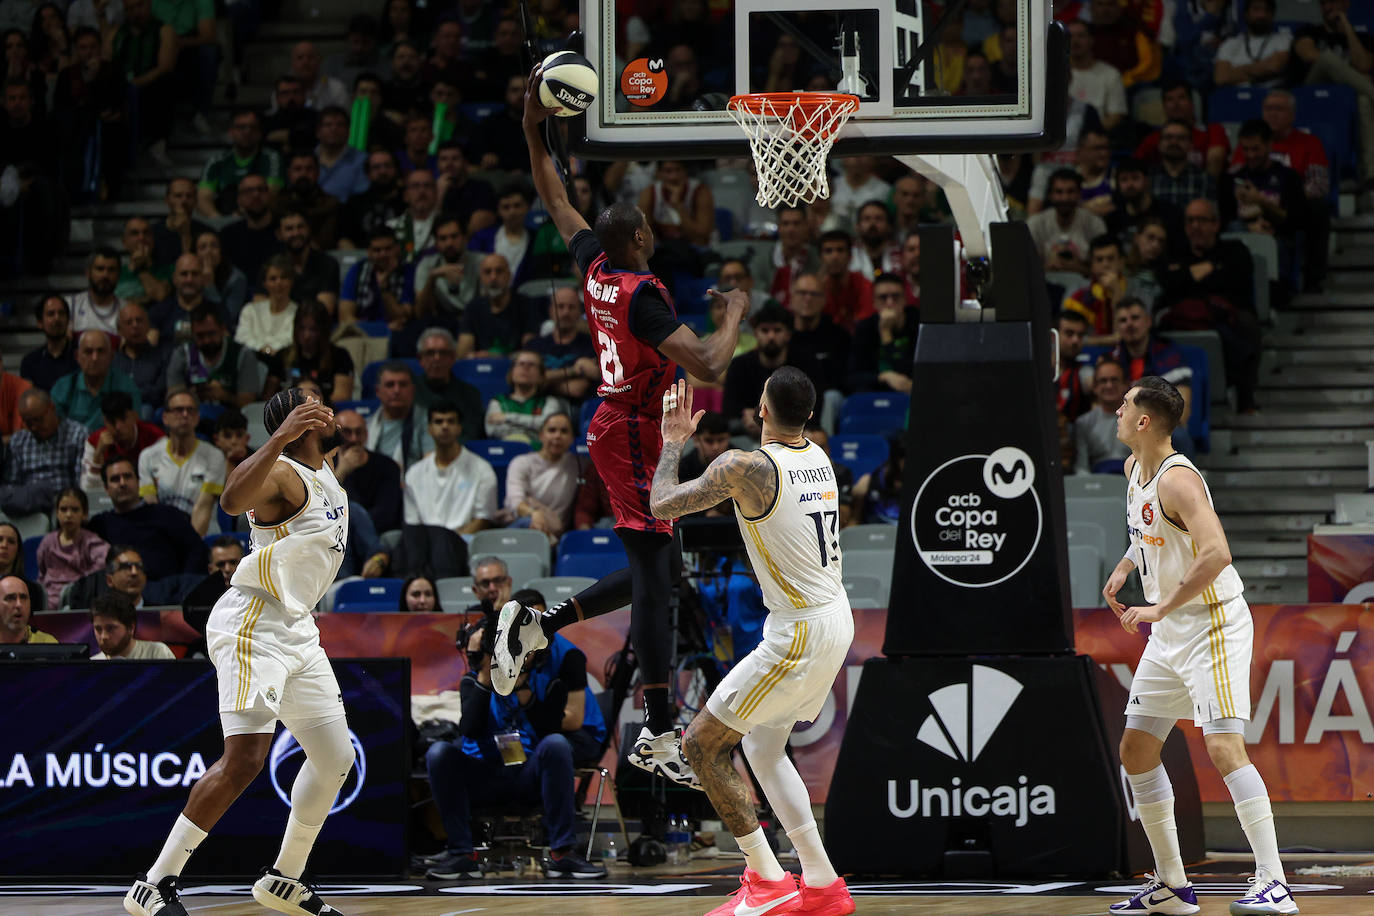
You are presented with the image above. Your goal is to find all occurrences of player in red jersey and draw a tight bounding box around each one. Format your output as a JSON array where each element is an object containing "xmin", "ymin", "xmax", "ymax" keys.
[{"xmin": 492, "ymin": 65, "xmax": 749, "ymax": 787}]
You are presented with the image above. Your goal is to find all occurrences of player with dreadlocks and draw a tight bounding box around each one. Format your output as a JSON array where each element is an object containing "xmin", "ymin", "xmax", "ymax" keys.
[{"xmin": 125, "ymin": 390, "xmax": 353, "ymax": 916}]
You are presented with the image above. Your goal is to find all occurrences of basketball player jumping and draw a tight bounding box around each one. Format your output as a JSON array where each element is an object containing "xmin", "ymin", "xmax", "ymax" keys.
[
  {"xmin": 493, "ymin": 65, "xmax": 750, "ymax": 787},
  {"xmin": 126, "ymin": 391, "xmax": 353, "ymax": 916},
  {"xmin": 1104, "ymin": 377, "xmax": 1295, "ymax": 916},
  {"xmin": 651, "ymin": 372, "xmax": 856, "ymax": 916}
]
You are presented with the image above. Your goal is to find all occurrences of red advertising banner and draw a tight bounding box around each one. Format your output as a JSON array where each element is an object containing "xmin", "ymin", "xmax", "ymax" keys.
[{"xmin": 1307, "ymin": 532, "xmax": 1374, "ymax": 603}]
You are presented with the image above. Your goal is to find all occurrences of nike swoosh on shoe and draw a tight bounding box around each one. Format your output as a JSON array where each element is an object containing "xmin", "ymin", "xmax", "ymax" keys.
[{"xmin": 733, "ymin": 890, "xmax": 799, "ymax": 916}]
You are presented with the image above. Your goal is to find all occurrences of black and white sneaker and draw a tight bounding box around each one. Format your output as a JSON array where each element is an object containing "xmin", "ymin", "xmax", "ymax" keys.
[
  {"xmin": 252, "ymin": 868, "xmax": 345, "ymax": 915},
  {"xmin": 492, "ymin": 599, "xmax": 548, "ymax": 696},
  {"xmin": 544, "ymin": 851, "xmax": 608, "ymax": 879},
  {"xmin": 627, "ymin": 725, "xmax": 702, "ymax": 790},
  {"xmin": 426, "ymin": 850, "xmax": 485, "ymax": 880},
  {"xmin": 124, "ymin": 874, "xmax": 187, "ymax": 916}
]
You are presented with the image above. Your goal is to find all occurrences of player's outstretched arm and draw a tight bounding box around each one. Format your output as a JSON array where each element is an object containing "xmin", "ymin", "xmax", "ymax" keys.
[
  {"xmin": 220, "ymin": 399, "xmax": 329, "ymax": 517},
  {"xmin": 650, "ymin": 380, "xmax": 776, "ymax": 519},
  {"xmin": 522, "ymin": 65, "xmax": 591, "ymax": 246},
  {"xmin": 656, "ymin": 288, "xmax": 750, "ymax": 382}
]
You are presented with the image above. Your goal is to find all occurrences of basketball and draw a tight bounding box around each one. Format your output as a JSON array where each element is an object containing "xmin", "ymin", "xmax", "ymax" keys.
[{"xmin": 538, "ymin": 50, "xmax": 597, "ymax": 117}]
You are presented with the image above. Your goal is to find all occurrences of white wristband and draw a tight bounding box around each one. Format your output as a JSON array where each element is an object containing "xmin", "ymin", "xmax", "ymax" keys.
[{"xmin": 1124, "ymin": 543, "xmax": 1141, "ymax": 569}]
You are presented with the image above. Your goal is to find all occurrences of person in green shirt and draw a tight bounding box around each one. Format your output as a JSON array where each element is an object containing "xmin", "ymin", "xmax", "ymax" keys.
[
  {"xmin": 153, "ymin": 0, "xmax": 219, "ymax": 132},
  {"xmin": 52, "ymin": 331, "xmax": 144, "ymax": 431},
  {"xmin": 198, "ymin": 110, "xmax": 284, "ymax": 219}
]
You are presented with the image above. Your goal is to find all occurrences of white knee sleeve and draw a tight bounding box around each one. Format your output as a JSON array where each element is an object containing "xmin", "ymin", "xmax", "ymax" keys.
[
  {"xmin": 1201, "ymin": 716, "xmax": 1245, "ymax": 736},
  {"xmin": 1125, "ymin": 714, "xmax": 1176, "ymax": 742}
]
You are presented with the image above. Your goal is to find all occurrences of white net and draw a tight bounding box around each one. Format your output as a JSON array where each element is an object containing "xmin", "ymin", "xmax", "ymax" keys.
[{"xmin": 727, "ymin": 93, "xmax": 861, "ymax": 208}]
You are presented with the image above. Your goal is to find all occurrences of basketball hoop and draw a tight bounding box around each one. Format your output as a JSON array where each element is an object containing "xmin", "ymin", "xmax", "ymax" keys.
[{"xmin": 727, "ymin": 92, "xmax": 861, "ymax": 208}]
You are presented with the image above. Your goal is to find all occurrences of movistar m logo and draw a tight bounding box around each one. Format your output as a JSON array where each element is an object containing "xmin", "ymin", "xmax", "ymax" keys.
[
  {"xmin": 916, "ymin": 664, "xmax": 1022, "ymax": 762},
  {"xmin": 989, "ymin": 458, "xmax": 1028, "ymax": 489}
]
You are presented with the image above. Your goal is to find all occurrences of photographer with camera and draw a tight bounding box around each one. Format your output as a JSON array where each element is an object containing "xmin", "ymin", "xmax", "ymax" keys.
[{"xmin": 424, "ymin": 589, "xmax": 608, "ymax": 881}]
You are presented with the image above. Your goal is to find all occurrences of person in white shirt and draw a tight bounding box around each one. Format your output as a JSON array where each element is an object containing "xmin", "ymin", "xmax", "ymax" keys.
[
  {"xmin": 90, "ymin": 591, "xmax": 175, "ymax": 659},
  {"xmin": 1214, "ymin": 0, "xmax": 1291, "ymax": 88},
  {"xmin": 1066, "ymin": 20, "xmax": 1126, "ymax": 132},
  {"xmin": 503, "ymin": 412, "xmax": 581, "ymax": 542},
  {"xmin": 824, "ymin": 156, "xmax": 891, "ymax": 233},
  {"xmin": 403, "ymin": 399, "xmax": 497, "ymax": 533},
  {"xmin": 388, "ymin": 169, "xmax": 440, "ymax": 263},
  {"xmin": 290, "ymin": 41, "xmax": 349, "ymax": 110},
  {"xmin": 138, "ymin": 387, "xmax": 227, "ymax": 536},
  {"xmin": 234, "ymin": 255, "xmax": 298, "ymax": 356},
  {"xmin": 68, "ymin": 248, "xmax": 125, "ymax": 342}
]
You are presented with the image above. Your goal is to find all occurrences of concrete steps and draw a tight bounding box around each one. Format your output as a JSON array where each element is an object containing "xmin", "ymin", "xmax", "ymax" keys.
[
  {"xmin": 1224, "ymin": 428, "xmax": 1370, "ymax": 447},
  {"xmin": 1224, "ymin": 513, "xmax": 1329, "ymax": 533},
  {"xmin": 1213, "ymin": 488, "xmax": 1337, "ymax": 514},
  {"xmin": 1229, "ymin": 539, "xmax": 1309, "ymax": 559},
  {"xmin": 1202, "ymin": 445, "xmax": 1366, "ymax": 470}
]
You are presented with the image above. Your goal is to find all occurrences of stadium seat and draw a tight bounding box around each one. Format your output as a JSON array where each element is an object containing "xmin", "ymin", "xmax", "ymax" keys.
[
  {"xmin": 1207, "ymin": 86, "xmax": 1262, "ymax": 127},
  {"xmin": 333, "ymin": 578, "xmax": 404, "ymax": 613},
  {"xmin": 525, "ymin": 576, "xmax": 598, "ymax": 604},
  {"xmin": 204, "ymin": 532, "xmax": 252, "ymax": 553},
  {"xmin": 579, "ymin": 398, "xmax": 603, "ymax": 438},
  {"xmin": 842, "ymin": 549, "xmax": 894, "ymax": 598},
  {"xmin": 714, "ymin": 207, "xmax": 735, "ymax": 242},
  {"xmin": 1168, "ymin": 330, "xmax": 1228, "ymax": 404},
  {"xmin": 354, "ymin": 320, "xmax": 391, "ymax": 338},
  {"xmin": 1065, "ymin": 496, "xmax": 1128, "ymax": 562},
  {"xmin": 843, "ymin": 575, "xmax": 885, "ymax": 609},
  {"xmin": 838, "ymin": 523, "xmax": 897, "ymax": 554},
  {"xmin": 558, "ymin": 530, "xmax": 625, "ymax": 558},
  {"xmin": 1293, "ymin": 84, "xmax": 1356, "ymax": 180},
  {"xmin": 454, "ymin": 357, "xmax": 513, "ymax": 407},
  {"xmin": 459, "ymin": 101, "xmax": 503, "ymax": 123},
  {"xmin": 470, "ymin": 529, "xmax": 552, "ymax": 569},
  {"xmin": 436, "ymin": 577, "xmax": 475, "ymax": 611},
  {"xmin": 555, "ymin": 550, "xmax": 628, "ymax": 579},
  {"xmin": 831, "ymin": 434, "xmax": 889, "ymax": 479},
  {"xmin": 335, "ymin": 398, "xmax": 381, "ymax": 418},
  {"xmin": 241, "ymin": 400, "xmax": 270, "ymax": 448},
  {"xmin": 1063, "ymin": 473, "xmax": 1127, "ymax": 502},
  {"xmin": 841, "ymin": 392, "xmax": 909, "ymax": 425},
  {"xmin": 504, "ymin": 553, "xmax": 548, "ymax": 591},
  {"xmin": 465, "ymin": 439, "xmax": 532, "ymax": 469},
  {"xmin": 2, "ymin": 511, "xmax": 49, "ymax": 542},
  {"xmin": 1067, "ymin": 521, "xmax": 1108, "ymax": 562},
  {"xmin": 82, "ymin": 487, "xmax": 114, "ymax": 516},
  {"xmin": 673, "ymin": 274, "xmax": 715, "ymax": 313},
  {"xmin": 360, "ymin": 358, "xmax": 421, "ymax": 399},
  {"xmin": 23, "ymin": 536, "xmax": 41, "ymax": 579},
  {"xmin": 1068, "ymin": 544, "xmax": 1104, "ymax": 608}
]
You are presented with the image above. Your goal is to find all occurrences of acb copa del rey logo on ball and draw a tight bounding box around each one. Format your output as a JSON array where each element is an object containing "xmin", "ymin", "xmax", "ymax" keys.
[{"xmin": 912, "ymin": 446, "xmax": 1042, "ymax": 588}]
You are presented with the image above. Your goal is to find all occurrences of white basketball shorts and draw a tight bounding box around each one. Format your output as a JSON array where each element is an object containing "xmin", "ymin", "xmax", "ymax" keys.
[
  {"xmin": 707, "ymin": 597, "xmax": 854, "ymax": 734},
  {"xmin": 1125, "ymin": 592, "xmax": 1253, "ymax": 725},
  {"xmin": 206, "ymin": 587, "xmax": 344, "ymax": 733}
]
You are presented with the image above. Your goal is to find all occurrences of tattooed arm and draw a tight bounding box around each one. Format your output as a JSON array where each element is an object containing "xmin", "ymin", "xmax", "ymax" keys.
[{"xmin": 651, "ymin": 445, "xmax": 777, "ymax": 520}]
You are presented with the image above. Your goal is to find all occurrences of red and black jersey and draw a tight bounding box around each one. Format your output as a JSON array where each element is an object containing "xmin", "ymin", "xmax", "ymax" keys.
[{"xmin": 570, "ymin": 229, "xmax": 682, "ymax": 415}]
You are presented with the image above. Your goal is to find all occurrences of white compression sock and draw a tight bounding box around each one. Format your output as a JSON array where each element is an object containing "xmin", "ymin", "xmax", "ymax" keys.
[
  {"xmin": 737, "ymin": 827, "xmax": 786, "ymax": 882},
  {"xmin": 785, "ymin": 821, "xmax": 838, "ymax": 887},
  {"xmin": 741, "ymin": 724, "xmax": 839, "ymax": 887},
  {"xmin": 1127, "ymin": 765, "xmax": 1186, "ymax": 887},
  {"xmin": 273, "ymin": 715, "xmax": 354, "ymax": 879},
  {"xmin": 274, "ymin": 814, "xmax": 325, "ymax": 880},
  {"xmin": 1224, "ymin": 764, "xmax": 1285, "ymax": 882},
  {"xmin": 148, "ymin": 814, "xmax": 208, "ymax": 883}
]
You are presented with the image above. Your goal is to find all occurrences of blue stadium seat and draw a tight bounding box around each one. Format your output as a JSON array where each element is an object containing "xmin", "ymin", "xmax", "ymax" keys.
[
  {"xmin": 465, "ymin": 439, "xmax": 533, "ymax": 504},
  {"xmin": 714, "ymin": 207, "xmax": 735, "ymax": 242},
  {"xmin": 335, "ymin": 398, "xmax": 381, "ymax": 417},
  {"xmin": 1293, "ymin": 84, "xmax": 1356, "ymax": 197},
  {"xmin": 454, "ymin": 357, "xmax": 512, "ymax": 407},
  {"xmin": 360, "ymin": 358, "xmax": 422, "ymax": 399},
  {"xmin": 1206, "ymin": 86, "xmax": 1262, "ymax": 126},
  {"xmin": 23, "ymin": 536, "xmax": 41, "ymax": 580},
  {"xmin": 459, "ymin": 101, "xmax": 503, "ymax": 123},
  {"xmin": 830, "ymin": 434, "xmax": 889, "ymax": 479},
  {"xmin": 555, "ymin": 531, "xmax": 628, "ymax": 579},
  {"xmin": 558, "ymin": 530, "xmax": 626, "ymax": 557},
  {"xmin": 333, "ymin": 578, "xmax": 404, "ymax": 613},
  {"xmin": 840, "ymin": 393, "xmax": 909, "ymax": 432},
  {"xmin": 579, "ymin": 398, "xmax": 603, "ymax": 438},
  {"xmin": 673, "ymin": 274, "xmax": 715, "ymax": 313},
  {"xmin": 204, "ymin": 532, "xmax": 252, "ymax": 553},
  {"xmin": 354, "ymin": 320, "xmax": 391, "ymax": 337},
  {"xmin": 838, "ymin": 413, "xmax": 903, "ymax": 435},
  {"xmin": 555, "ymin": 551, "xmax": 628, "ymax": 579}
]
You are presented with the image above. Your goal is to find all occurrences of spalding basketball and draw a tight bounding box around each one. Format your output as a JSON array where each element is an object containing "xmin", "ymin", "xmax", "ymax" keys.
[{"xmin": 538, "ymin": 50, "xmax": 597, "ymax": 118}]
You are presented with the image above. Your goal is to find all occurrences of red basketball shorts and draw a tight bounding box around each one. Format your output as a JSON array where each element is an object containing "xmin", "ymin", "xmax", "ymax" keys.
[{"xmin": 586, "ymin": 400, "xmax": 674, "ymax": 535}]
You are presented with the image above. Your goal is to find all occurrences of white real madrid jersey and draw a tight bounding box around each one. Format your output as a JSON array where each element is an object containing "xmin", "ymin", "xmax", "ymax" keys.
[
  {"xmin": 733, "ymin": 440, "xmax": 847, "ymax": 614},
  {"xmin": 232, "ymin": 455, "xmax": 349, "ymax": 616},
  {"xmin": 1127, "ymin": 453, "xmax": 1243, "ymax": 607}
]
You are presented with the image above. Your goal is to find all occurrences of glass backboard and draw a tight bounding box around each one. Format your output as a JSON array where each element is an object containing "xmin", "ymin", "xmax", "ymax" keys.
[{"xmin": 573, "ymin": 0, "xmax": 1068, "ymax": 160}]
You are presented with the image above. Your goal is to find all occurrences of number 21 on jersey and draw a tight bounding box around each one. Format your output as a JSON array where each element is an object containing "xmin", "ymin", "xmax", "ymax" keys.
[{"xmin": 597, "ymin": 330, "xmax": 624, "ymax": 386}]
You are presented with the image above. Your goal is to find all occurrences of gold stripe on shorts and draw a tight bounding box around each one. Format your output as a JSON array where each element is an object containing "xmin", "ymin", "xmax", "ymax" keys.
[
  {"xmin": 235, "ymin": 597, "xmax": 266, "ymax": 711},
  {"xmin": 737, "ymin": 620, "xmax": 810, "ymax": 720}
]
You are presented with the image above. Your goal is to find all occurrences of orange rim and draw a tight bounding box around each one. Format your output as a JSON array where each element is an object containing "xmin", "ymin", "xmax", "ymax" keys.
[{"xmin": 727, "ymin": 91, "xmax": 862, "ymax": 116}]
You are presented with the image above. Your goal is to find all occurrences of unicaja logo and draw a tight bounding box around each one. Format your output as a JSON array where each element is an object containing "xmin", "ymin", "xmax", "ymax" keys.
[{"xmin": 890, "ymin": 665, "xmax": 1057, "ymax": 827}]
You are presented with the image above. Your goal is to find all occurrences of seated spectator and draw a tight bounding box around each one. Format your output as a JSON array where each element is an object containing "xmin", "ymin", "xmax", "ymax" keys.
[
  {"xmin": 1, "ymin": 389, "xmax": 85, "ymax": 516},
  {"xmin": 212, "ymin": 409, "xmax": 252, "ymax": 476},
  {"xmin": 724, "ymin": 303, "xmax": 816, "ymax": 438},
  {"xmin": 399, "ymin": 574, "xmax": 441, "ymax": 612},
  {"xmin": 80, "ymin": 391, "xmax": 163, "ymax": 490},
  {"xmin": 817, "ymin": 230, "xmax": 875, "ymax": 333},
  {"xmin": 106, "ymin": 0, "xmax": 176, "ymax": 163},
  {"xmin": 339, "ymin": 148, "xmax": 405, "ymax": 249},
  {"xmin": 788, "ymin": 271, "xmax": 849, "ymax": 421},
  {"xmin": 528, "ymin": 286, "xmax": 598, "ymax": 405},
  {"xmin": 395, "ymin": 114, "xmax": 437, "ymax": 178},
  {"xmin": 412, "ymin": 327, "xmax": 484, "ymax": 438},
  {"xmin": 269, "ymin": 301, "xmax": 354, "ymax": 403},
  {"xmin": 151, "ymin": 253, "xmax": 224, "ymax": 347},
  {"xmin": 573, "ymin": 462, "xmax": 614, "ymax": 530},
  {"xmin": 1214, "ymin": 0, "xmax": 1290, "ymax": 88},
  {"xmin": 805, "ymin": 423, "xmax": 855, "ymax": 528},
  {"xmin": 472, "ymin": 74, "xmax": 533, "ymax": 174},
  {"xmin": 207, "ymin": 533, "xmax": 244, "ymax": 586},
  {"xmin": 219, "ymin": 175, "xmax": 281, "ymax": 289},
  {"xmin": 469, "ymin": 183, "xmax": 535, "ymax": 285},
  {"xmin": 897, "ymin": 233, "xmax": 926, "ymax": 308},
  {"xmin": 1227, "ymin": 118, "xmax": 1305, "ymax": 285},
  {"xmin": 637, "ymin": 159, "xmax": 714, "ymax": 249},
  {"xmin": 235, "ymin": 255, "xmax": 299, "ymax": 356},
  {"xmin": 1064, "ymin": 235, "xmax": 1141, "ymax": 335},
  {"xmin": 53, "ymin": 331, "xmax": 142, "ymax": 431},
  {"xmin": 1151, "ymin": 120, "xmax": 1218, "ymax": 211},
  {"xmin": 263, "ymin": 74, "xmax": 316, "ymax": 153},
  {"xmin": 503, "ymin": 412, "xmax": 579, "ymax": 540},
  {"xmin": 1160, "ymin": 198, "xmax": 1261, "ymax": 412},
  {"xmin": 166, "ymin": 305, "xmax": 264, "ymax": 410},
  {"xmin": 1292, "ymin": 0, "xmax": 1374, "ymax": 208},
  {"xmin": 37, "ymin": 487, "xmax": 109, "ymax": 608},
  {"xmin": 1028, "ymin": 169, "xmax": 1108, "ymax": 276},
  {"xmin": 485, "ymin": 351, "xmax": 569, "ymax": 446},
  {"xmin": 1124, "ymin": 216, "xmax": 1171, "ymax": 311},
  {"xmin": 768, "ymin": 204, "xmax": 818, "ymax": 309},
  {"xmin": 0, "ymin": 520, "xmax": 42, "ymax": 608},
  {"xmin": 20, "ymin": 294, "xmax": 77, "ymax": 392},
  {"xmin": 1067, "ymin": 20, "xmax": 1126, "ymax": 134},
  {"xmin": 139, "ymin": 386, "xmax": 226, "ymax": 536},
  {"xmin": 68, "ymin": 247, "xmax": 125, "ymax": 342},
  {"xmin": 1090, "ymin": 0, "xmax": 1161, "ymax": 87},
  {"xmin": 718, "ymin": 258, "xmax": 774, "ymax": 319},
  {"xmin": 852, "ymin": 437, "xmax": 904, "ymax": 525},
  {"xmin": 88, "ymin": 456, "xmax": 209, "ymax": 584},
  {"xmin": 389, "ymin": 167, "xmax": 440, "ymax": 263},
  {"xmin": 424, "ymin": 607, "xmax": 607, "ymax": 881},
  {"xmin": 1107, "ymin": 298, "xmax": 1196, "ymax": 427},
  {"xmin": 290, "ymin": 39, "xmax": 348, "ymax": 110},
  {"xmin": 415, "ymin": 213, "xmax": 483, "ymax": 319},
  {"xmin": 89, "ymin": 591, "xmax": 174, "ymax": 658},
  {"xmin": 532, "ymin": 173, "xmax": 599, "ymax": 278},
  {"xmin": 687, "ymin": 290, "xmax": 755, "ymax": 414},
  {"xmin": 194, "ymin": 229, "xmax": 249, "ymax": 326},
  {"xmin": 850, "ymin": 201, "xmax": 901, "ymax": 278},
  {"xmin": 1135, "ymin": 81, "xmax": 1231, "ymax": 178},
  {"xmin": 0, "ymin": 350, "xmax": 31, "ymax": 441},
  {"xmin": 198, "ymin": 110, "xmax": 284, "ymax": 220},
  {"xmin": 1074, "ymin": 357, "xmax": 1132, "ymax": 474},
  {"xmin": 113, "ymin": 303, "xmax": 169, "ymax": 411},
  {"xmin": 366, "ymin": 361, "xmax": 433, "ymax": 470},
  {"xmin": 1105, "ymin": 158, "xmax": 1183, "ymax": 252},
  {"xmin": 677, "ymin": 411, "xmax": 732, "ymax": 518},
  {"xmin": 340, "ymin": 228, "xmax": 415, "ymax": 327},
  {"xmin": 848, "ymin": 274, "xmax": 919, "ymax": 395},
  {"xmin": 334, "ymin": 408, "xmax": 401, "ymax": 533},
  {"xmin": 1074, "ymin": 127, "xmax": 1117, "ymax": 221},
  {"xmin": 113, "ymin": 221, "xmax": 170, "ymax": 315},
  {"xmin": 825, "ymin": 156, "xmax": 891, "ymax": 234},
  {"xmin": 151, "ymin": 177, "xmax": 211, "ymax": 269},
  {"xmin": 315, "ymin": 105, "xmax": 369, "ymax": 204},
  {"xmin": 457, "ymin": 254, "xmax": 539, "ymax": 357},
  {"xmin": 0, "ymin": 574, "xmax": 55, "ymax": 643},
  {"xmin": 160, "ymin": 0, "xmax": 219, "ymax": 134},
  {"xmin": 1056, "ymin": 308, "xmax": 1093, "ymax": 422},
  {"xmin": 436, "ymin": 141, "xmax": 497, "ymax": 237},
  {"xmin": 272, "ymin": 210, "xmax": 339, "ymax": 316}
]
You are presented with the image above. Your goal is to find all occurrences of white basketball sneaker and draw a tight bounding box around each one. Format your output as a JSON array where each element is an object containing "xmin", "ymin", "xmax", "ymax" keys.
[
  {"xmin": 1229, "ymin": 868, "xmax": 1299, "ymax": 915},
  {"xmin": 124, "ymin": 874, "xmax": 187, "ymax": 916},
  {"xmin": 252, "ymin": 868, "xmax": 345, "ymax": 915},
  {"xmin": 1108, "ymin": 873, "xmax": 1201, "ymax": 915},
  {"xmin": 626, "ymin": 725, "xmax": 702, "ymax": 790},
  {"xmin": 491, "ymin": 599, "xmax": 548, "ymax": 696}
]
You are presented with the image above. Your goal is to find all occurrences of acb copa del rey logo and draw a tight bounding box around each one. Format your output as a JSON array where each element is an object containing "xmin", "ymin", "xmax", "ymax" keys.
[{"xmin": 912, "ymin": 446, "xmax": 1042, "ymax": 587}]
